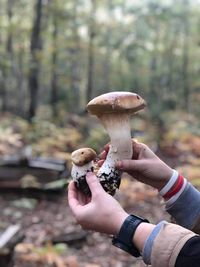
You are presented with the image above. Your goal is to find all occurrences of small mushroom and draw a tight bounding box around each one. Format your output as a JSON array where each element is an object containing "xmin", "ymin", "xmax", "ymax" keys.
[
  {"xmin": 71, "ymin": 148, "xmax": 97, "ymax": 196},
  {"xmin": 87, "ymin": 91, "xmax": 146, "ymax": 195}
]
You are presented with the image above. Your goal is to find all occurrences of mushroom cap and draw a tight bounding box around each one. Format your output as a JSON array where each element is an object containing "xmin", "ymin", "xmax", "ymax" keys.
[
  {"xmin": 87, "ymin": 91, "xmax": 146, "ymax": 115},
  {"xmin": 71, "ymin": 148, "xmax": 97, "ymax": 166}
]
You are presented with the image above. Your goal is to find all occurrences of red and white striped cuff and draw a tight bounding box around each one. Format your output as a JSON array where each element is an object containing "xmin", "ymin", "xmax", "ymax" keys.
[{"xmin": 159, "ymin": 170, "xmax": 187, "ymax": 205}]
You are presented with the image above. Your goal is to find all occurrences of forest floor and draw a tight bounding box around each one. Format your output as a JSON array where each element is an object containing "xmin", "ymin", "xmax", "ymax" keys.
[
  {"xmin": 2, "ymin": 175, "xmax": 170, "ymax": 267},
  {"xmin": 0, "ymin": 112, "xmax": 199, "ymax": 267}
]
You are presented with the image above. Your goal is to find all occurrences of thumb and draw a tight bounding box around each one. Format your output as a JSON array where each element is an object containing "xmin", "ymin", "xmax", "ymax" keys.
[
  {"xmin": 116, "ymin": 159, "xmax": 144, "ymax": 172},
  {"xmin": 86, "ymin": 172, "xmax": 104, "ymax": 195}
]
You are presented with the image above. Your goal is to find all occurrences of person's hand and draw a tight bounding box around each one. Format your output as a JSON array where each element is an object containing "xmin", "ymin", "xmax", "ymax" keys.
[
  {"xmin": 99, "ymin": 140, "xmax": 173, "ymax": 191},
  {"xmin": 68, "ymin": 172, "xmax": 128, "ymax": 235}
]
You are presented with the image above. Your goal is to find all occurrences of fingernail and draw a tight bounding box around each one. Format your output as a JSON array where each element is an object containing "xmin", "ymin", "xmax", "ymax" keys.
[{"xmin": 86, "ymin": 172, "xmax": 98, "ymax": 183}]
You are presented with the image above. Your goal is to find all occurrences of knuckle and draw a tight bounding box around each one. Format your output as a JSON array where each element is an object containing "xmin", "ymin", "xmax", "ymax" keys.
[
  {"xmin": 92, "ymin": 190, "xmax": 100, "ymax": 199},
  {"xmin": 142, "ymin": 144, "xmax": 148, "ymax": 150},
  {"xmin": 127, "ymin": 162, "xmax": 133, "ymax": 170}
]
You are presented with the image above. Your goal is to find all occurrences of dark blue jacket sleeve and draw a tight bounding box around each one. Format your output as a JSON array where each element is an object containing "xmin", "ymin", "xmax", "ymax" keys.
[
  {"xmin": 175, "ymin": 236, "xmax": 200, "ymax": 267},
  {"xmin": 166, "ymin": 183, "xmax": 200, "ymax": 230}
]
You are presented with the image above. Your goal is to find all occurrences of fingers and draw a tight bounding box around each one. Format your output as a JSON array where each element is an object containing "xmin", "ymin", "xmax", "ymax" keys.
[
  {"xmin": 99, "ymin": 147, "xmax": 109, "ymax": 159},
  {"xmin": 116, "ymin": 159, "xmax": 143, "ymax": 172},
  {"xmin": 98, "ymin": 144, "xmax": 110, "ymax": 167},
  {"xmin": 99, "ymin": 143, "xmax": 110, "ymax": 160},
  {"xmin": 86, "ymin": 172, "xmax": 103, "ymax": 195},
  {"xmin": 97, "ymin": 159, "xmax": 104, "ymax": 167},
  {"xmin": 77, "ymin": 188, "xmax": 89, "ymax": 205},
  {"xmin": 132, "ymin": 139, "xmax": 155, "ymax": 160},
  {"xmin": 132, "ymin": 139, "xmax": 144, "ymax": 159},
  {"xmin": 100, "ymin": 140, "xmax": 149, "ymax": 161},
  {"xmin": 99, "ymin": 150, "xmax": 107, "ymax": 160},
  {"xmin": 68, "ymin": 181, "xmax": 91, "ymax": 214},
  {"xmin": 68, "ymin": 181, "xmax": 80, "ymax": 210},
  {"xmin": 68, "ymin": 173, "xmax": 102, "ymax": 205},
  {"xmin": 104, "ymin": 143, "xmax": 110, "ymax": 153}
]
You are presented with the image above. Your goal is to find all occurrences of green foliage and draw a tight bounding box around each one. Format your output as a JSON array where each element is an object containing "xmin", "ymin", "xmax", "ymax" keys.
[
  {"xmin": 0, "ymin": 0, "xmax": 200, "ymax": 119},
  {"xmin": 84, "ymin": 125, "xmax": 109, "ymax": 152},
  {"xmin": 11, "ymin": 198, "xmax": 38, "ymax": 210},
  {"xmin": 33, "ymin": 243, "xmax": 68, "ymax": 255}
]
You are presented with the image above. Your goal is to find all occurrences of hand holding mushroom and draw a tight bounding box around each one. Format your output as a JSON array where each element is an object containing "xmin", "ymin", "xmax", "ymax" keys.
[
  {"xmin": 71, "ymin": 92, "xmax": 146, "ymax": 196},
  {"xmin": 100, "ymin": 140, "xmax": 174, "ymax": 191},
  {"xmin": 68, "ymin": 172, "xmax": 129, "ymax": 235}
]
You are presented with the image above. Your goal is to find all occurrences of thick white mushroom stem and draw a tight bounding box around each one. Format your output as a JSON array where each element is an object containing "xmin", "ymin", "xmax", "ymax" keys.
[
  {"xmin": 97, "ymin": 113, "xmax": 133, "ymax": 191},
  {"xmin": 71, "ymin": 162, "xmax": 93, "ymax": 180}
]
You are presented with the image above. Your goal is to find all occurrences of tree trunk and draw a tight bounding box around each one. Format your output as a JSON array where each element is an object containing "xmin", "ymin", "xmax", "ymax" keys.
[
  {"xmin": 86, "ymin": 0, "xmax": 96, "ymax": 103},
  {"xmin": 6, "ymin": 0, "xmax": 24, "ymax": 115},
  {"xmin": 148, "ymin": 23, "xmax": 160, "ymax": 111},
  {"xmin": 6, "ymin": 0, "xmax": 13, "ymax": 55},
  {"xmin": 0, "ymin": 71, "xmax": 7, "ymax": 112},
  {"xmin": 28, "ymin": 0, "xmax": 43, "ymax": 121},
  {"xmin": 1, "ymin": 0, "xmax": 14, "ymax": 112},
  {"xmin": 50, "ymin": 11, "xmax": 58, "ymax": 118},
  {"xmin": 70, "ymin": 0, "xmax": 80, "ymax": 112},
  {"xmin": 181, "ymin": 0, "xmax": 190, "ymax": 111},
  {"xmin": 17, "ymin": 48, "xmax": 25, "ymax": 116},
  {"xmin": 101, "ymin": 0, "xmax": 112, "ymax": 93}
]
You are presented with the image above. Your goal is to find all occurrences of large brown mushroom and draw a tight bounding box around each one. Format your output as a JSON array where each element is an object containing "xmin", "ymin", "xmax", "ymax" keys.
[
  {"xmin": 71, "ymin": 91, "xmax": 146, "ymax": 196},
  {"xmin": 87, "ymin": 91, "xmax": 146, "ymax": 195}
]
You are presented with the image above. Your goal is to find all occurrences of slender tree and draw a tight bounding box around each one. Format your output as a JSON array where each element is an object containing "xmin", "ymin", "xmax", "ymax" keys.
[
  {"xmin": 181, "ymin": 0, "xmax": 190, "ymax": 111},
  {"xmin": 86, "ymin": 0, "xmax": 96, "ymax": 103},
  {"xmin": 101, "ymin": 0, "xmax": 112, "ymax": 92},
  {"xmin": 50, "ymin": 5, "xmax": 59, "ymax": 118},
  {"xmin": 69, "ymin": 0, "xmax": 80, "ymax": 111},
  {"xmin": 17, "ymin": 44, "xmax": 26, "ymax": 116},
  {"xmin": 28, "ymin": 0, "xmax": 43, "ymax": 121},
  {"xmin": 1, "ymin": 0, "xmax": 14, "ymax": 112}
]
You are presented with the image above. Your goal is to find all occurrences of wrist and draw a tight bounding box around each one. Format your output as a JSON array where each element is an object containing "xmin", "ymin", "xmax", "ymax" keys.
[
  {"xmin": 159, "ymin": 169, "xmax": 178, "ymax": 195},
  {"xmin": 133, "ymin": 222, "xmax": 155, "ymax": 252},
  {"xmin": 112, "ymin": 214, "xmax": 150, "ymax": 257},
  {"xmin": 112, "ymin": 212, "xmax": 129, "ymax": 235},
  {"xmin": 156, "ymin": 167, "xmax": 174, "ymax": 191}
]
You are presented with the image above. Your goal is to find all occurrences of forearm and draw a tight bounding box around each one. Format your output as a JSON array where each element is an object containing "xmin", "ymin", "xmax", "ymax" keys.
[
  {"xmin": 120, "ymin": 218, "xmax": 198, "ymax": 267},
  {"xmin": 132, "ymin": 222, "xmax": 155, "ymax": 253}
]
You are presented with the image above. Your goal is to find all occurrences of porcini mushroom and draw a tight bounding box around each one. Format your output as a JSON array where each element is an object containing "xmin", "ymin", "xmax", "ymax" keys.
[
  {"xmin": 71, "ymin": 148, "xmax": 97, "ymax": 196},
  {"xmin": 87, "ymin": 91, "xmax": 146, "ymax": 195}
]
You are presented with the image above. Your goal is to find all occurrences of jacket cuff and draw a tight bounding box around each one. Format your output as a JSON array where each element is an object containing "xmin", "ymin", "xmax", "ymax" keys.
[
  {"xmin": 151, "ymin": 222, "xmax": 196, "ymax": 267},
  {"xmin": 166, "ymin": 183, "xmax": 200, "ymax": 231},
  {"xmin": 142, "ymin": 221, "xmax": 165, "ymax": 265}
]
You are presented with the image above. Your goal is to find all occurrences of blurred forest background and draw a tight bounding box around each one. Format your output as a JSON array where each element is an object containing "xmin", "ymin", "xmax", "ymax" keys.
[
  {"xmin": 0, "ymin": 0, "xmax": 200, "ymax": 266},
  {"xmin": 0, "ymin": 0, "xmax": 200, "ymax": 119}
]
